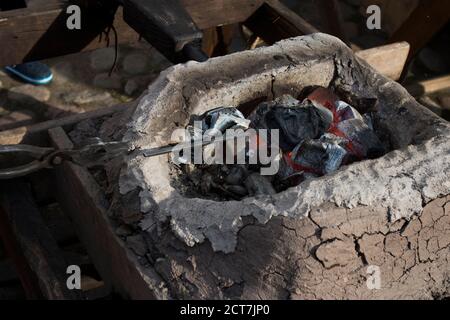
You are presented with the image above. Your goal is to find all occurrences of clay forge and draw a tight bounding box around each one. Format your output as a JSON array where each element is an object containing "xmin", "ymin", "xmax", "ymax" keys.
[{"xmin": 111, "ymin": 34, "xmax": 450, "ymax": 299}]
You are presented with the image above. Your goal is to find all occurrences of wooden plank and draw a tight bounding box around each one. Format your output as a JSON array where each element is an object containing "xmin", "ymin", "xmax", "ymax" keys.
[
  {"xmin": 49, "ymin": 127, "xmax": 166, "ymax": 299},
  {"xmin": 80, "ymin": 275, "xmax": 104, "ymax": 292},
  {"xmin": 0, "ymin": 259, "xmax": 18, "ymax": 283},
  {"xmin": 405, "ymin": 75, "xmax": 450, "ymax": 97},
  {"xmin": 0, "ymin": 5, "xmax": 136, "ymax": 68},
  {"xmin": 202, "ymin": 24, "xmax": 238, "ymax": 57},
  {"xmin": 0, "ymin": 283, "xmax": 26, "ymax": 299},
  {"xmin": 26, "ymin": 0, "xmax": 59, "ymax": 9},
  {"xmin": 0, "ymin": 0, "xmax": 27, "ymax": 12},
  {"xmin": 244, "ymin": 0, "xmax": 362, "ymax": 49},
  {"xmin": 0, "ymin": 0, "xmax": 263, "ymax": 66},
  {"xmin": 0, "ymin": 101, "xmax": 132, "ymax": 145},
  {"xmin": 317, "ymin": 0, "xmax": 348, "ymax": 44},
  {"xmin": 186, "ymin": 0, "xmax": 263, "ymax": 29},
  {"xmin": 0, "ymin": 202, "xmax": 42, "ymax": 299},
  {"xmin": 355, "ymin": 42, "xmax": 410, "ymax": 81},
  {"xmin": 245, "ymin": 0, "xmax": 408, "ymax": 81},
  {"xmin": 389, "ymin": 0, "xmax": 450, "ymax": 61},
  {"xmin": 0, "ymin": 181, "xmax": 80, "ymax": 299},
  {"xmin": 244, "ymin": 0, "xmax": 318, "ymax": 45}
]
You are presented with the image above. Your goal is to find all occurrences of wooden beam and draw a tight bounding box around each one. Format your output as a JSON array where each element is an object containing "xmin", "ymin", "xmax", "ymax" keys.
[
  {"xmin": 202, "ymin": 24, "xmax": 238, "ymax": 57},
  {"xmin": 405, "ymin": 75, "xmax": 450, "ymax": 97},
  {"xmin": 244, "ymin": 0, "xmax": 318, "ymax": 45},
  {"xmin": 0, "ymin": 101, "xmax": 132, "ymax": 145},
  {"xmin": 355, "ymin": 42, "xmax": 410, "ymax": 81},
  {"xmin": 186, "ymin": 0, "xmax": 263, "ymax": 29},
  {"xmin": 317, "ymin": 0, "xmax": 348, "ymax": 44},
  {"xmin": 0, "ymin": 181, "xmax": 80, "ymax": 299},
  {"xmin": 0, "ymin": 0, "xmax": 263, "ymax": 66},
  {"xmin": 245, "ymin": 0, "xmax": 408, "ymax": 81},
  {"xmin": 0, "ymin": 3, "xmax": 127, "ymax": 67},
  {"xmin": 0, "ymin": 206, "xmax": 41, "ymax": 299},
  {"xmin": 244, "ymin": 0, "xmax": 363, "ymax": 49},
  {"xmin": 49, "ymin": 127, "xmax": 165, "ymax": 299},
  {"xmin": 0, "ymin": 283, "xmax": 26, "ymax": 299},
  {"xmin": 389, "ymin": 0, "xmax": 450, "ymax": 61},
  {"xmin": 0, "ymin": 259, "xmax": 18, "ymax": 283}
]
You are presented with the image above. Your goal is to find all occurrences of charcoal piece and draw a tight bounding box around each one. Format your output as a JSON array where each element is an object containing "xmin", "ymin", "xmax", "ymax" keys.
[
  {"xmin": 225, "ymin": 165, "xmax": 249, "ymax": 185},
  {"xmin": 188, "ymin": 107, "xmax": 250, "ymax": 137},
  {"xmin": 335, "ymin": 101, "xmax": 363, "ymax": 121},
  {"xmin": 184, "ymin": 164, "xmax": 203, "ymax": 186},
  {"xmin": 308, "ymin": 100, "xmax": 334, "ymax": 127},
  {"xmin": 126, "ymin": 234, "xmax": 148, "ymax": 256},
  {"xmin": 363, "ymin": 113, "xmax": 374, "ymax": 130},
  {"xmin": 249, "ymin": 99, "xmax": 331, "ymax": 152},
  {"xmin": 357, "ymin": 98, "xmax": 378, "ymax": 113},
  {"xmin": 224, "ymin": 185, "xmax": 248, "ymax": 197},
  {"xmin": 305, "ymin": 86, "xmax": 339, "ymax": 107},
  {"xmin": 320, "ymin": 132, "xmax": 348, "ymax": 144},
  {"xmin": 272, "ymin": 94, "xmax": 301, "ymax": 108},
  {"xmin": 275, "ymin": 155, "xmax": 320, "ymax": 190},
  {"xmin": 337, "ymin": 119, "xmax": 385, "ymax": 159},
  {"xmin": 291, "ymin": 134, "xmax": 348, "ymax": 174},
  {"xmin": 275, "ymin": 154, "xmax": 297, "ymax": 182},
  {"xmin": 200, "ymin": 172, "xmax": 214, "ymax": 194},
  {"xmin": 244, "ymin": 173, "xmax": 276, "ymax": 196},
  {"xmin": 275, "ymin": 161, "xmax": 303, "ymax": 184},
  {"xmin": 339, "ymin": 95, "xmax": 379, "ymax": 115}
]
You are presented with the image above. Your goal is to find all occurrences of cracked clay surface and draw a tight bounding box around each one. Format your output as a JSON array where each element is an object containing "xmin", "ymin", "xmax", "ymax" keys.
[{"xmin": 96, "ymin": 34, "xmax": 450, "ymax": 299}]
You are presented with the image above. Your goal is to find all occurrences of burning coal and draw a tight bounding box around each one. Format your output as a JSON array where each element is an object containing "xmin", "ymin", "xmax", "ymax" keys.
[{"xmin": 170, "ymin": 87, "xmax": 386, "ymax": 200}]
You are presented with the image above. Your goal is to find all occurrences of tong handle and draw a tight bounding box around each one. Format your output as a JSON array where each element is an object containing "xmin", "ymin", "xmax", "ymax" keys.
[
  {"xmin": 0, "ymin": 144, "xmax": 54, "ymax": 157},
  {"xmin": 0, "ymin": 161, "xmax": 52, "ymax": 180},
  {"xmin": 0, "ymin": 145, "xmax": 55, "ymax": 180}
]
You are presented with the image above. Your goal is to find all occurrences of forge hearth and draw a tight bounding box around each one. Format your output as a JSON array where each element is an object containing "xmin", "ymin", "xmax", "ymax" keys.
[
  {"xmin": 168, "ymin": 87, "xmax": 390, "ymax": 201},
  {"xmin": 98, "ymin": 34, "xmax": 450, "ymax": 299}
]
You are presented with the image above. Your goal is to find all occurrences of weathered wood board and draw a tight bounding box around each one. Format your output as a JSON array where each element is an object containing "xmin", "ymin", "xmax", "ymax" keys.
[
  {"xmin": 49, "ymin": 127, "xmax": 165, "ymax": 299},
  {"xmin": 0, "ymin": 0, "xmax": 263, "ymax": 66}
]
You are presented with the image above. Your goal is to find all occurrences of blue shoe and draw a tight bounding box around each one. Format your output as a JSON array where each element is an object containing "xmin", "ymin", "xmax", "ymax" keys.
[{"xmin": 5, "ymin": 62, "xmax": 53, "ymax": 85}]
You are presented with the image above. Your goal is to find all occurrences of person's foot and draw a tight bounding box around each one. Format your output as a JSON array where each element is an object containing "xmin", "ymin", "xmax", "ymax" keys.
[{"xmin": 5, "ymin": 62, "xmax": 53, "ymax": 85}]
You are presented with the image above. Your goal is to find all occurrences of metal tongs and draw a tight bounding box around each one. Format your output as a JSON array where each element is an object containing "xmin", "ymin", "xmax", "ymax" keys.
[
  {"xmin": 0, "ymin": 132, "xmax": 251, "ymax": 180},
  {"xmin": 0, "ymin": 141, "xmax": 128, "ymax": 180},
  {"xmin": 0, "ymin": 145, "xmax": 61, "ymax": 180}
]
